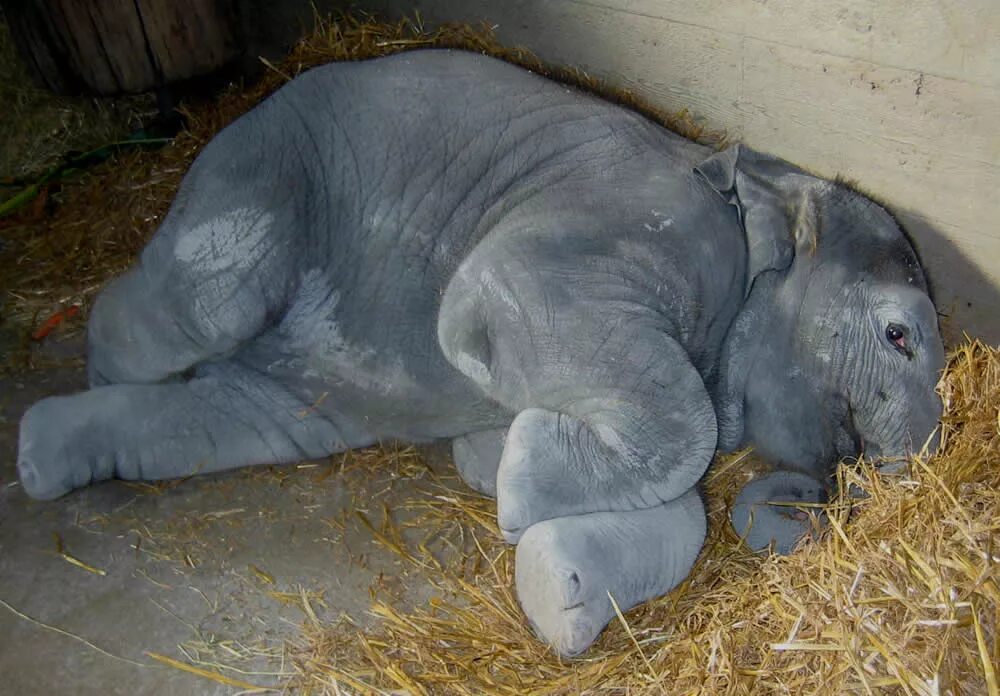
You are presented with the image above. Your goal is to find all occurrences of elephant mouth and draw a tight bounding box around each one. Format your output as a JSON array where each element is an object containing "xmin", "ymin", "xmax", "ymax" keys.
[
  {"xmin": 841, "ymin": 402, "xmax": 919, "ymax": 466},
  {"xmin": 842, "ymin": 386, "xmax": 943, "ymax": 467},
  {"xmin": 840, "ymin": 402, "xmax": 866, "ymax": 461},
  {"xmin": 854, "ymin": 428, "xmax": 941, "ymax": 473}
]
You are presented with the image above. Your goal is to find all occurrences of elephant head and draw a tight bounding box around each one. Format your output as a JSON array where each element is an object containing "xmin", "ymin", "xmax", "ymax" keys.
[{"xmin": 698, "ymin": 145, "xmax": 945, "ymax": 479}]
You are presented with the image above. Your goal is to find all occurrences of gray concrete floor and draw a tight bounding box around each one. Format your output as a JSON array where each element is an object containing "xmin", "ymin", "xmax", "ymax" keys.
[{"xmin": 0, "ymin": 335, "xmax": 454, "ymax": 695}]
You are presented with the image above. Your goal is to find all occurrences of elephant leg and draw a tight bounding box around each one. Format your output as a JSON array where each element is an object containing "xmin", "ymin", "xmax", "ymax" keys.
[
  {"xmin": 17, "ymin": 360, "xmax": 373, "ymax": 500},
  {"xmin": 515, "ymin": 488, "xmax": 705, "ymax": 657},
  {"xmin": 439, "ymin": 226, "xmax": 717, "ymax": 545},
  {"xmin": 729, "ymin": 471, "xmax": 828, "ymax": 554},
  {"xmin": 85, "ymin": 268, "xmax": 219, "ymax": 387},
  {"xmin": 452, "ymin": 428, "xmax": 508, "ymax": 497},
  {"xmin": 87, "ymin": 138, "xmax": 301, "ymax": 388},
  {"xmin": 87, "ymin": 226, "xmax": 295, "ymax": 388}
]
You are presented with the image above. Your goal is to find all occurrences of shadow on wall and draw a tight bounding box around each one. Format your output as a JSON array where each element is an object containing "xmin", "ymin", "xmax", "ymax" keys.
[{"xmin": 897, "ymin": 212, "xmax": 1000, "ymax": 347}]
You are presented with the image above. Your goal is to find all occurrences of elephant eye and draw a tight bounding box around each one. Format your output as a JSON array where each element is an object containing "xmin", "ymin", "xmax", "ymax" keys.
[{"xmin": 885, "ymin": 323, "xmax": 909, "ymax": 354}]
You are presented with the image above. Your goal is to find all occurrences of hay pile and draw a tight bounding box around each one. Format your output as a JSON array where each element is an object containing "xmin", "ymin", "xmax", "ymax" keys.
[
  {"xmin": 1, "ymin": 12, "xmax": 995, "ymax": 694},
  {"xmin": 288, "ymin": 340, "xmax": 998, "ymax": 695},
  {"xmin": 0, "ymin": 16, "xmax": 152, "ymax": 187}
]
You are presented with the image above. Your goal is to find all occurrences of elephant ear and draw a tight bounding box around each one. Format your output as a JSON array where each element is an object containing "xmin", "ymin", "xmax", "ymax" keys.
[{"xmin": 695, "ymin": 144, "xmax": 819, "ymax": 297}]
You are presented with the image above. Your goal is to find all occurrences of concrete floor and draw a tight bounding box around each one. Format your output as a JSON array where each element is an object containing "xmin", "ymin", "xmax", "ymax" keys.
[{"xmin": 0, "ymin": 335, "xmax": 455, "ymax": 694}]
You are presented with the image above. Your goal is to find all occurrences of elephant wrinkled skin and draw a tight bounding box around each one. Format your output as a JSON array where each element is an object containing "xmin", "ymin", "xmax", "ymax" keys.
[{"xmin": 17, "ymin": 50, "xmax": 945, "ymax": 656}]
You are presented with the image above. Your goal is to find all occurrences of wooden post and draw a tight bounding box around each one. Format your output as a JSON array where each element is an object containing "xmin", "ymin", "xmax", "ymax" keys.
[{"xmin": 2, "ymin": 0, "xmax": 242, "ymax": 95}]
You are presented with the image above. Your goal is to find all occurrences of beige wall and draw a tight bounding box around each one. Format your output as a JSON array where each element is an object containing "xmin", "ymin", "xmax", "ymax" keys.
[{"xmin": 359, "ymin": 0, "xmax": 1000, "ymax": 343}]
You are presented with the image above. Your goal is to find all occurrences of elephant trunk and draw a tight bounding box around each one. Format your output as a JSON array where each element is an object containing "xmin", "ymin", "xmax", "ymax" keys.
[{"xmin": 863, "ymin": 383, "xmax": 942, "ymax": 464}]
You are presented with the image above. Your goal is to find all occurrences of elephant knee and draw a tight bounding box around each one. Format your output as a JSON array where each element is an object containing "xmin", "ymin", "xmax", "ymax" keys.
[{"xmin": 87, "ymin": 274, "xmax": 167, "ymax": 385}]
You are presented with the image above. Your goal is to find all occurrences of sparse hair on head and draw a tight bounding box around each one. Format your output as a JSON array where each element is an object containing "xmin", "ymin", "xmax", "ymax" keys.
[{"xmin": 831, "ymin": 174, "xmax": 937, "ymax": 305}]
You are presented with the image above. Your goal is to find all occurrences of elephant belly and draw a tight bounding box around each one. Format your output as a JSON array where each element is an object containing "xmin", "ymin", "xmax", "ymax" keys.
[{"xmin": 234, "ymin": 268, "xmax": 512, "ymax": 442}]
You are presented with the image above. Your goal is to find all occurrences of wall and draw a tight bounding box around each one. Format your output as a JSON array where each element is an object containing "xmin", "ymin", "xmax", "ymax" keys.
[{"xmin": 355, "ymin": 0, "xmax": 1000, "ymax": 344}]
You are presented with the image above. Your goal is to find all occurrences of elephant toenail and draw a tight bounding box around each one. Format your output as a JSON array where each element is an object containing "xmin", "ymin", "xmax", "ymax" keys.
[{"xmin": 501, "ymin": 526, "xmax": 523, "ymax": 544}]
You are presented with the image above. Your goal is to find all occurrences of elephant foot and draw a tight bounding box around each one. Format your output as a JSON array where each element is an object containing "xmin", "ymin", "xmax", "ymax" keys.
[
  {"xmin": 730, "ymin": 471, "xmax": 828, "ymax": 554},
  {"xmin": 496, "ymin": 408, "xmax": 699, "ymax": 545},
  {"xmin": 514, "ymin": 490, "xmax": 706, "ymax": 656},
  {"xmin": 497, "ymin": 408, "xmax": 603, "ymax": 544},
  {"xmin": 515, "ymin": 521, "xmax": 612, "ymax": 657},
  {"xmin": 17, "ymin": 395, "xmax": 116, "ymax": 500},
  {"xmin": 17, "ymin": 362, "xmax": 365, "ymax": 501}
]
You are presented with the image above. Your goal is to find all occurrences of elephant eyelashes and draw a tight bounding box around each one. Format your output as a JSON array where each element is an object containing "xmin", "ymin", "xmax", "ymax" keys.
[{"xmin": 885, "ymin": 323, "xmax": 912, "ymax": 358}]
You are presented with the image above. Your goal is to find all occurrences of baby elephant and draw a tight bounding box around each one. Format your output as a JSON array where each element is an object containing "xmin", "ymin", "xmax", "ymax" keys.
[{"xmin": 17, "ymin": 50, "xmax": 944, "ymax": 656}]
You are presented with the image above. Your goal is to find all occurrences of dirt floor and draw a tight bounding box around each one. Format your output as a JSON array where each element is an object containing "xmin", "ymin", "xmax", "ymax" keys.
[{"xmin": 0, "ymin": 335, "xmax": 454, "ymax": 695}]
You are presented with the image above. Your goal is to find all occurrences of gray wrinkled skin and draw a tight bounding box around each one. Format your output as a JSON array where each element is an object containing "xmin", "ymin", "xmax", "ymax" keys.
[{"xmin": 17, "ymin": 50, "xmax": 945, "ymax": 656}]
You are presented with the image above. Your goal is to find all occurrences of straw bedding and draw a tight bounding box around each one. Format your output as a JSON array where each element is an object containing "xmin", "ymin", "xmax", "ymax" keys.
[
  {"xmin": 288, "ymin": 339, "xmax": 997, "ymax": 695},
  {"xmin": 0, "ymin": 17, "xmax": 153, "ymax": 200},
  {"xmin": 1, "ymin": 13, "xmax": 995, "ymax": 695}
]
